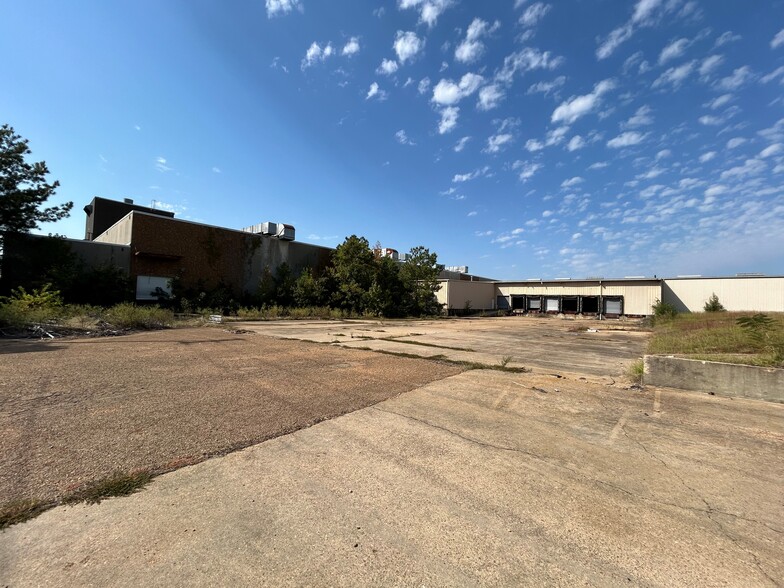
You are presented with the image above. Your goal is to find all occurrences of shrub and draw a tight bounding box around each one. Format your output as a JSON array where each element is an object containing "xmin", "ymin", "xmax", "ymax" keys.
[
  {"xmin": 651, "ymin": 298, "xmax": 677, "ymax": 321},
  {"xmin": 628, "ymin": 359, "xmax": 644, "ymax": 384},
  {"xmin": 103, "ymin": 303, "xmax": 173, "ymax": 329},
  {"xmin": 703, "ymin": 293, "xmax": 726, "ymax": 312},
  {"xmin": 0, "ymin": 284, "xmax": 64, "ymax": 327}
]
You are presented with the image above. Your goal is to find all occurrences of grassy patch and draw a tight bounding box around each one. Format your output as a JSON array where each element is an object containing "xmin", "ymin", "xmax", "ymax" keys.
[
  {"xmin": 64, "ymin": 470, "xmax": 152, "ymax": 505},
  {"xmin": 1, "ymin": 470, "xmax": 153, "ymax": 530},
  {"xmin": 370, "ymin": 348, "xmax": 529, "ymax": 373},
  {"xmin": 647, "ymin": 312, "xmax": 784, "ymax": 368},
  {"xmin": 628, "ymin": 359, "xmax": 644, "ymax": 384},
  {"xmin": 0, "ymin": 498, "xmax": 52, "ymax": 530}
]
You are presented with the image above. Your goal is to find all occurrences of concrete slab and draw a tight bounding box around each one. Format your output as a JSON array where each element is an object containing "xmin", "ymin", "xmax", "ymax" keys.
[
  {"xmin": 236, "ymin": 316, "xmax": 649, "ymax": 377},
  {"xmin": 2, "ymin": 370, "xmax": 781, "ymax": 586}
]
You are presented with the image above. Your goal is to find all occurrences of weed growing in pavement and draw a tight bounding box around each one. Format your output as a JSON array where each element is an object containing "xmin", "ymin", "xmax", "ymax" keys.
[
  {"xmin": 500, "ymin": 355, "xmax": 513, "ymax": 367},
  {"xmin": 64, "ymin": 470, "xmax": 152, "ymax": 505},
  {"xmin": 0, "ymin": 498, "xmax": 51, "ymax": 529},
  {"xmin": 628, "ymin": 359, "xmax": 644, "ymax": 384},
  {"xmin": 104, "ymin": 303, "xmax": 174, "ymax": 330}
]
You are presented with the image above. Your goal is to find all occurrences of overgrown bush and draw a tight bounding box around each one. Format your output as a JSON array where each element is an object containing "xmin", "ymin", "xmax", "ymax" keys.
[
  {"xmin": 103, "ymin": 303, "xmax": 174, "ymax": 329},
  {"xmin": 651, "ymin": 298, "xmax": 677, "ymax": 322},
  {"xmin": 0, "ymin": 284, "xmax": 64, "ymax": 327},
  {"xmin": 703, "ymin": 293, "xmax": 726, "ymax": 312}
]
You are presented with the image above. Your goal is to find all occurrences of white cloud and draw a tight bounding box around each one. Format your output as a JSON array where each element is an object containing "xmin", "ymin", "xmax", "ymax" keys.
[
  {"xmin": 366, "ymin": 82, "xmax": 387, "ymax": 100},
  {"xmin": 726, "ymin": 137, "xmax": 746, "ymax": 149},
  {"xmin": 418, "ymin": 77, "xmax": 431, "ymax": 94},
  {"xmin": 377, "ymin": 59, "xmax": 399, "ymax": 75},
  {"xmin": 484, "ymin": 133, "xmax": 514, "ymax": 154},
  {"xmin": 698, "ymin": 115, "xmax": 722, "ymax": 126},
  {"xmin": 596, "ymin": 24, "xmax": 634, "ymax": 60},
  {"xmin": 596, "ymin": 0, "xmax": 668, "ymax": 60},
  {"xmin": 624, "ymin": 104, "xmax": 653, "ymax": 128},
  {"xmin": 398, "ymin": 0, "xmax": 454, "ymax": 27},
  {"xmin": 266, "ymin": 0, "xmax": 302, "ymax": 18},
  {"xmin": 431, "ymin": 73, "xmax": 484, "ymax": 105},
  {"xmin": 454, "ymin": 136, "xmax": 471, "ymax": 152},
  {"xmin": 699, "ymin": 54, "xmax": 724, "ymax": 78},
  {"xmin": 452, "ymin": 165, "xmax": 489, "ymax": 183},
  {"xmin": 699, "ymin": 151, "xmax": 717, "ymax": 163},
  {"xmin": 438, "ymin": 106, "xmax": 459, "ymax": 134},
  {"xmin": 607, "ymin": 131, "xmax": 647, "ymax": 148},
  {"xmin": 566, "ymin": 135, "xmax": 585, "ymax": 151},
  {"xmin": 652, "ymin": 60, "xmax": 696, "ymax": 88},
  {"xmin": 772, "ymin": 28, "xmax": 784, "ymax": 49},
  {"xmin": 545, "ymin": 126, "xmax": 569, "ymax": 146},
  {"xmin": 589, "ymin": 161, "xmax": 609, "ymax": 170},
  {"xmin": 706, "ymin": 94, "xmax": 733, "ymax": 109},
  {"xmin": 561, "ymin": 176, "xmax": 584, "ymax": 188},
  {"xmin": 658, "ymin": 38, "xmax": 689, "ymax": 64},
  {"xmin": 525, "ymin": 139, "xmax": 544, "ymax": 152},
  {"xmin": 467, "ymin": 211, "xmax": 477, "ymax": 217},
  {"xmin": 495, "ymin": 48, "xmax": 562, "ymax": 84},
  {"xmin": 761, "ymin": 66, "xmax": 784, "ymax": 84},
  {"xmin": 301, "ymin": 42, "xmax": 334, "ymax": 69},
  {"xmin": 395, "ymin": 130, "xmax": 415, "ymax": 145},
  {"xmin": 656, "ymin": 149, "xmax": 671, "ymax": 160},
  {"xmin": 527, "ymin": 76, "xmax": 566, "ymax": 97},
  {"xmin": 715, "ymin": 31, "xmax": 741, "ymax": 47},
  {"xmin": 394, "ymin": 31, "xmax": 424, "ymax": 63},
  {"xmin": 513, "ymin": 160, "xmax": 542, "ymax": 181},
  {"xmin": 342, "ymin": 37, "xmax": 360, "ymax": 56},
  {"xmin": 519, "ymin": 2, "xmax": 551, "ymax": 27},
  {"xmin": 717, "ymin": 66, "xmax": 753, "ymax": 90},
  {"xmin": 211, "ymin": 166, "xmax": 221, "ymax": 173},
  {"xmin": 704, "ymin": 184, "xmax": 728, "ymax": 198},
  {"xmin": 551, "ymin": 78, "xmax": 616, "ymax": 124},
  {"xmin": 155, "ymin": 156, "xmax": 172, "ymax": 172},
  {"xmin": 455, "ymin": 18, "xmax": 499, "ymax": 64},
  {"xmin": 719, "ymin": 158, "xmax": 765, "ymax": 179},
  {"xmin": 477, "ymin": 84, "xmax": 505, "ymax": 111},
  {"xmin": 134, "ymin": 125, "xmax": 141, "ymax": 131},
  {"xmin": 760, "ymin": 143, "xmax": 782, "ymax": 158}
]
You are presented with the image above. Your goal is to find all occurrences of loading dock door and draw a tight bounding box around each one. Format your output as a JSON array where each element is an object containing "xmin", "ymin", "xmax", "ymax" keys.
[
  {"xmin": 527, "ymin": 297, "xmax": 542, "ymax": 312},
  {"xmin": 561, "ymin": 296, "xmax": 578, "ymax": 314},
  {"xmin": 581, "ymin": 296, "xmax": 599, "ymax": 314},
  {"xmin": 545, "ymin": 297, "xmax": 560, "ymax": 313},
  {"xmin": 604, "ymin": 298, "xmax": 623, "ymax": 315},
  {"xmin": 510, "ymin": 295, "xmax": 526, "ymax": 311}
]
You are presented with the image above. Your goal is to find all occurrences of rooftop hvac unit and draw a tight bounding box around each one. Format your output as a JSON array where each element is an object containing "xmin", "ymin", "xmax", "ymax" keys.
[
  {"xmin": 241, "ymin": 223, "xmax": 265, "ymax": 234},
  {"xmin": 261, "ymin": 222, "xmax": 277, "ymax": 236},
  {"xmin": 275, "ymin": 223, "xmax": 295, "ymax": 241}
]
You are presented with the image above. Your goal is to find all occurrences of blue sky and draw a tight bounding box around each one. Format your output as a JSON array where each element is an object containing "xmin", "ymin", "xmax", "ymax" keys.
[{"xmin": 2, "ymin": 0, "xmax": 783, "ymax": 280}]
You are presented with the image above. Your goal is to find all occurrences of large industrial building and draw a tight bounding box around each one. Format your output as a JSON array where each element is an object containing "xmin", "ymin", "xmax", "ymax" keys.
[{"xmin": 2, "ymin": 196, "xmax": 783, "ymax": 316}]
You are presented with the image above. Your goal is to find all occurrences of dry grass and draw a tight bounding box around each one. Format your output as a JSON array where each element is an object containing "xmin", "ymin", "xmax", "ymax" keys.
[{"xmin": 647, "ymin": 312, "xmax": 784, "ymax": 367}]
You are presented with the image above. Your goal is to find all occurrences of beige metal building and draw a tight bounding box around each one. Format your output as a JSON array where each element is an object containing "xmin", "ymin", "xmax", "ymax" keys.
[
  {"xmin": 437, "ymin": 275, "xmax": 784, "ymax": 317},
  {"xmin": 662, "ymin": 276, "xmax": 784, "ymax": 313}
]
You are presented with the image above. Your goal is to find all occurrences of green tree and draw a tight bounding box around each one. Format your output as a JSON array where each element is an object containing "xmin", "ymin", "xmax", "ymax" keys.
[
  {"xmin": 400, "ymin": 246, "xmax": 442, "ymax": 316},
  {"xmin": 703, "ymin": 293, "xmax": 726, "ymax": 312},
  {"xmin": 366, "ymin": 256, "xmax": 407, "ymax": 317},
  {"xmin": 0, "ymin": 124, "xmax": 72, "ymax": 240},
  {"xmin": 330, "ymin": 235, "xmax": 376, "ymax": 312},
  {"xmin": 293, "ymin": 267, "xmax": 327, "ymax": 307}
]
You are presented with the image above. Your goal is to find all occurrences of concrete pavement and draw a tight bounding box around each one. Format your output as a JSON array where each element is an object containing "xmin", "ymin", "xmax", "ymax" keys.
[{"xmin": 2, "ymin": 369, "xmax": 781, "ymax": 587}]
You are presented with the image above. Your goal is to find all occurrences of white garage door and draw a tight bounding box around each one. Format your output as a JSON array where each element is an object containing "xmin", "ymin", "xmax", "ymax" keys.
[
  {"xmin": 604, "ymin": 299, "xmax": 622, "ymax": 314},
  {"xmin": 545, "ymin": 297, "xmax": 560, "ymax": 312}
]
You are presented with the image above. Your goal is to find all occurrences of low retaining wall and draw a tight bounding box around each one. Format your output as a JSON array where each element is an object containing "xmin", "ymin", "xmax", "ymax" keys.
[{"xmin": 643, "ymin": 355, "xmax": 784, "ymax": 403}]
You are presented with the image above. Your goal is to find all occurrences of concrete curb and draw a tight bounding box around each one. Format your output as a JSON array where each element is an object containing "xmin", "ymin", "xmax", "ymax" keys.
[{"xmin": 643, "ymin": 355, "xmax": 784, "ymax": 403}]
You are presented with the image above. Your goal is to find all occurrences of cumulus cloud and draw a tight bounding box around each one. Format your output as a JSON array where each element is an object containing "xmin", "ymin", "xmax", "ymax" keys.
[
  {"xmin": 726, "ymin": 137, "xmax": 746, "ymax": 149},
  {"xmin": 301, "ymin": 42, "xmax": 334, "ymax": 69},
  {"xmin": 525, "ymin": 139, "xmax": 544, "ymax": 152},
  {"xmin": 394, "ymin": 31, "xmax": 424, "ymax": 63},
  {"xmin": 266, "ymin": 0, "xmax": 302, "ymax": 18},
  {"xmin": 484, "ymin": 133, "xmax": 514, "ymax": 154},
  {"xmin": 760, "ymin": 143, "xmax": 782, "ymax": 158},
  {"xmin": 716, "ymin": 66, "xmax": 753, "ymax": 90},
  {"xmin": 366, "ymin": 82, "xmax": 387, "ymax": 100},
  {"xmin": 561, "ymin": 176, "xmax": 584, "ymax": 187},
  {"xmin": 395, "ymin": 129, "xmax": 415, "ymax": 145},
  {"xmin": 699, "ymin": 151, "xmax": 717, "ymax": 163},
  {"xmin": 699, "ymin": 54, "xmax": 724, "ymax": 78},
  {"xmin": 519, "ymin": 2, "xmax": 551, "ymax": 27},
  {"xmin": 527, "ymin": 76, "xmax": 566, "ymax": 97},
  {"xmin": 772, "ymin": 28, "xmax": 784, "ymax": 49},
  {"xmin": 495, "ymin": 48, "xmax": 563, "ymax": 84},
  {"xmin": 432, "ymin": 73, "xmax": 484, "ymax": 105},
  {"xmin": 398, "ymin": 0, "xmax": 454, "ymax": 27},
  {"xmin": 477, "ymin": 84, "xmax": 505, "ymax": 111},
  {"xmin": 658, "ymin": 38, "xmax": 689, "ymax": 64},
  {"xmin": 454, "ymin": 136, "xmax": 471, "ymax": 152},
  {"xmin": 551, "ymin": 78, "xmax": 616, "ymax": 124},
  {"xmin": 438, "ymin": 106, "xmax": 460, "ymax": 134},
  {"xmin": 623, "ymin": 104, "xmax": 653, "ymax": 128},
  {"xmin": 452, "ymin": 165, "xmax": 489, "ymax": 182},
  {"xmin": 455, "ymin": 18, "xmax": 499, "ymax": 64},
  {"xmin": 607, "ymin": 131, "xmax": 647, "ymax": 148},
  {"xmin": 377, "ymin": 59, "xmax": 399, "ymax": 75},
  {"xmin": 513, "ymin": 160, "xmax": 543, "ymax": 181},
  {"xmin": 566, "ymin": 135, "xmax": 585, "ymax": 151},
  {"xmin": 596, "ymin": 0, "xmax": 669, "ymax": 60},
  {"xmin": 418, "ymin": 77, "xmax": 431, "ymax": 94},
  {"xmin": 652, "ymin": 60, "xmax": 696, "ymax": 88},
  {"xmin": 342, "ymin": 37, "xmax": 360, "ymax": 56}
]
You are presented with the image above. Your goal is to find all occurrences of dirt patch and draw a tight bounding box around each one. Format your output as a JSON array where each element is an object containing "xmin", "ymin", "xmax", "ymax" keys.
[{"xmin": 0, "ymin": 328, "xmax": 460, "ymax": 507}]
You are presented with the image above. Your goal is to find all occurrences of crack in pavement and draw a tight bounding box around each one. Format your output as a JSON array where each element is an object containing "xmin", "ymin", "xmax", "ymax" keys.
[
  {"xmin": 370, "ymin": 406, "xmax": 783, "ymax": 537},
  {"xmin": 620, "ymin": 423, "xmax": 778, "ymax": 586}
]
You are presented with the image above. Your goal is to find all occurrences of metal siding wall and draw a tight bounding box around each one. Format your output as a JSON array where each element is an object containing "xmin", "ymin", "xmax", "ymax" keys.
[
  {"xmin": 439, "ymin": 280, "xmax": 496, "ymax": 310},
  {"xmin": 663, "ymin": 278, "xmax": 784, "ymax": 312},
  {"xmin": 496, "ymin": 282, "xmax": 661, "ymax": 315},
  {"xmin": 93, "ymin": 214, "xmax": 133, "ymax": 246}
]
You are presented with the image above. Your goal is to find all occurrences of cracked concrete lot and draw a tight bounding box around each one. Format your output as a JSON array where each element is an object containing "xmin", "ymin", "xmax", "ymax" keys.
[{"xmin": 1, "ymin": 324, "xmax": 782, "ymax": 587}]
